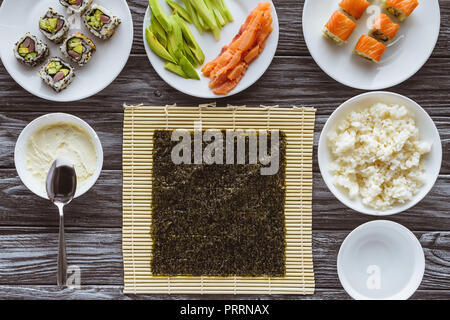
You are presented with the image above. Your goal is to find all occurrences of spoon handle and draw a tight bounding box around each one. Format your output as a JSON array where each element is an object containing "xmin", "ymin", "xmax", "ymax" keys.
[{"xmin": 57, "ymin": 204, "xmax": 67, "ymax": 287}]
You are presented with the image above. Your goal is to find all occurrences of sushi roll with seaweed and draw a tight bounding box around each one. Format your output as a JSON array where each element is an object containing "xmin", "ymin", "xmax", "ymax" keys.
[
  {"xmin": 353, "ymin": 35, "xmax": 387, "ymax": 63},
  {"xmin": 323, "ymin": 10, "xmax": 357, "ymax": 45},
  {"xmin": 370, "ymin": 13, "xmax": 400, "ymax": 42},
  {"xmin": 39, "ymin": 8, "xmax": 69, "ymax": 44},
  {"xmin": 59, "ymin": 0, "xmax": 93, "ymax": 15},
  {"xmin": 61, "ymin": 33, "xmax": 96, "ymax": 67},
  {"xmin": 39, "ymin": 57, "xmax": 75, "ymax": 92},
  {"xmin": 383, "ymin": 0, "xmax": 419, "ymax": 22},
  {"xmin": 339, "ymin": 0, "xmax": 370, "ymax": 19},
  {"xmin": 83, "ymin": 5, "xmax": 121, "ymax": 40},
  {"xmin": 14, "ymin": 33, "xmax": 49, "ymax": 67}
]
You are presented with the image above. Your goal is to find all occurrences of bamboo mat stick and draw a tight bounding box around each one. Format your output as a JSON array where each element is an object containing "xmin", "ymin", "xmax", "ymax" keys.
[{"xmin": 123, "ymin": 105, "xmax": 316, "ymax": 295}]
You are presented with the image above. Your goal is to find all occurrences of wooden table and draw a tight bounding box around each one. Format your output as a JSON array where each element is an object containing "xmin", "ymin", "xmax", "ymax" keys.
[{"xmin": 0, "ymin": 0, "xmax": 448, "ymax": 300}]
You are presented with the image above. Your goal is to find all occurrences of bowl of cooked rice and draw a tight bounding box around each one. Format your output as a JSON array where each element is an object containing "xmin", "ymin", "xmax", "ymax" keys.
[{"xmin": 318, "ymin": 91, "xmax": 442, "ymax": 216}]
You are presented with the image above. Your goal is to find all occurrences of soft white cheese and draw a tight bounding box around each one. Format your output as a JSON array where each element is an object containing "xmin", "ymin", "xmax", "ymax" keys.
[
  {"xmin": 26, "ymin": 122, "xmax": 98, "ymax": 192},
  {"xmin": 327, "ymin": 103, "xmax": 431, "ymax": 210}
]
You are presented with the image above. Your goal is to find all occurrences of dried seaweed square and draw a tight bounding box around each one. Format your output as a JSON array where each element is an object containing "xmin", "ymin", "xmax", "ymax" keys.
[{"xmin": 151, "ymin": 130, "xmax": 286, "ymax": 277}]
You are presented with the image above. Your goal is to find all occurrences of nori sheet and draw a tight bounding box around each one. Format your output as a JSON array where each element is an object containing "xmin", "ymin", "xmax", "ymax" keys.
[{"xmin": 151, "ymin": 130, "xmax": 286, "ymax": 277}]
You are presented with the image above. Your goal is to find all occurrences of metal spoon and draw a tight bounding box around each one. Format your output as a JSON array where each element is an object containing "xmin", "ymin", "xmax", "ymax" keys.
[{"xmin": 46, "ymin": 159, "xmax": 77, "ymax": 287}]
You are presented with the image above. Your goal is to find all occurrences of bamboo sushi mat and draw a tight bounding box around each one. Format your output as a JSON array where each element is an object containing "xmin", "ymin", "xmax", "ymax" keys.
[{"xmin": 123, "ymin": 105, "xmax": 316, "ymax": 295}]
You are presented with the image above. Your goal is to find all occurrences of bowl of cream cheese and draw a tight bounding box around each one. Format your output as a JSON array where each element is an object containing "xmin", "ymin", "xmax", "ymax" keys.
[{"xmin": 14, "ymin": 113, "xmax": 103, "ymax": 199}]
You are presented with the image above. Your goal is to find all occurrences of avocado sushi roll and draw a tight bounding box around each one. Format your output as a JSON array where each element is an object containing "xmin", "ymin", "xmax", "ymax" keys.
[
  {"xmin": 59, "ymin": 0, "xmax": 93, "ymax": 15},
  {"xmin": 61, "ymin": 33, "xmax": 96, "ymax": 67},
  {"xmin": 14, "ymin": 33, "xmax": 49, "ymax": 67},
  {"xmin": 83, "ymin": 4, "xmax": 121, "ymax": 40},
  {"xmin": 39, "ymin": 57, "xmax": 75, "ymax": 92},
  {"xmin": 39, "ymin": 8, "xmax": 69, "ymax": 44}
]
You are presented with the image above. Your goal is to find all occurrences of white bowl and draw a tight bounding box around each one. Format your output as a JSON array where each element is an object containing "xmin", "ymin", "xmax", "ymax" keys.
[
  {"xmin": 14, "ymin": 113, "xmax": 104, "ymax": 199},
  {"xmin": 318, "ymin": 91, "xmax": 442, "ymax": 216},
  {"xmin": 337, "ymin": 220, "xmax": 425, "ymax": 300}
]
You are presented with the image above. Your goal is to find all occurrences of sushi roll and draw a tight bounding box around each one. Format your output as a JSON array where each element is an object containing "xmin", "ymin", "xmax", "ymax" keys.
[
  {"xmin": 59, "ymin": 0, "xmax": 93, "ymax": 15},
  {"xmin": 339, "ymin": 0, "xmax": 370, "ymax": 19},
  {"xmin": 61, "ymin": 33, "xmax": 96, "ymax": 67},
  {"xmin": 370, "ymin": 13, "xmax": 400, "ymax": 42},
  {"xmin": 323, "ymin": 10, "xmax": 357, "ymax": 45},
  {"xmin": 383, "ymin": 0, "xmax": 419, "ymax": 22},
  {"xmin": 39, "ymin": 8, "xmax": 69, "ymax": 44},
  {"xmin": 83, "ymin": 5, "xmax": 121, "ymax": 40},
  {"xmin": 39, "ymin": 57, "xmax": 75, "ymax": 92},
  {"xmin": 353, "ymin": 35, "xmax": 387, "ymax": 63},
  {"xmin": 14, "ymin": 33, "xmax": 49, "ymax": 67}
]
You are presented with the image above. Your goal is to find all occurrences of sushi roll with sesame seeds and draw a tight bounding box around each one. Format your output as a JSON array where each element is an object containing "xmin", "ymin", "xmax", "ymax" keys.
[
  {"xmin": 39, "ymin": 8, "xmax": 69, "ymax": 44},
  {"xmin": 59, "ymin": 0, "xmax": 93, "ymax": 15},
  {"xmin": 83, "ymin": 5, "xmax": 121, "ymax": 40},
  {"xmin": 61, "ymin": 33, "xmax": 96, "ymax": 67},
  {"xmin": 14, "ymin": 33, "xmax": 49, "ymax": 67},
  {"xmin": 39, "ymin": 57, "xmax": 75, "ymax": 92}
]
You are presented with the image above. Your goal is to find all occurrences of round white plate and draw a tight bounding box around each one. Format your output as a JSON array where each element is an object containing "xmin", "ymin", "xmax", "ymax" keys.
[
  {"xmin": 143, "ymin": 0, "xmax": 279, "ymax": 98},
  {"xmin": 302, "ymin": 0, "xmax": 440, "ymax": 90},
  {"xmin": 15, "ymin": 113, "xmax": 104, "ymax": 199},
  {"xmin": 318, "ymin": 92, "xmax": 442, "ymax": 216},
  {"xmin": 0, "ymin": 0, "xmax": 133, "ymax": 102},
  {"xmin": 338, "ymin": 220, "xmax": 425, "ymax": 300}
]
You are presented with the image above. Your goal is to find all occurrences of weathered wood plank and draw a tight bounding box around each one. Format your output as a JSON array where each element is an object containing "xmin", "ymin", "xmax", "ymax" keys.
[
  {"xmin": 0, "ymin": 228, "xmax": 448, "ymax": 292},
  {"xmin": 0, "ymin": 170, "xmax": 448, "ymax": 230},
  {"xmin": 1, "ymin": 111, "xmax": 449, "ymax": 173},
  {"xmin": 0, "ymin": 285, "xmax": 448, "ymax": 300},
  {"xmin": 1, "ymin": 56, "xmax": 450, "ymax": 116}
]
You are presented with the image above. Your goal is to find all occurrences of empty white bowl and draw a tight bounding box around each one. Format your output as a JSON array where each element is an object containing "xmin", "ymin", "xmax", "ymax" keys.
[
  {"xmin": 14, "ymin": 113, "xmax": 104, "ymax": 199},
  {"xmin": 318, "ymin": 91, "xmax": 442, "ymax": 216},
  {"xmin": 337, "ymin": 220, "xmax": 425, "ymax": 300}
]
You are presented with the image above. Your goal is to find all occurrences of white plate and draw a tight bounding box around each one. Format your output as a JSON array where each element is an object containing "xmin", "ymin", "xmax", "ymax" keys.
[
  {"xmin": 143, "ymin": 0, "xmax": 279, "ymax": 98},
  {"xmin": 302, "ymin": 0, "xmax": 440, "ymax": 90},
  {"xmin": 0, "ymin": 0, "xmax": 133, "ymax": 102},
  {"xmin": 318, "ymin": 92, "xmax": 442, "ymax": 216},
  {"xmin": 14, "ymin": 113, "xmax": 104, "ymax": 199},
  {"xmin": 338, "ymin": 220, "xmax": 425, "ymax": 300}
]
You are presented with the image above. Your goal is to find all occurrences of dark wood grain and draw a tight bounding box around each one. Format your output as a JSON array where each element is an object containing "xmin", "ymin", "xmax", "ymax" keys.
[
  {"xmin": 0, "ymin": 0, "xmax": 448, "ymax": 300},
  {"xmin": 0, "ymin": 228, "xmax": 448, "ymax": 296},
  {"xmin": 1, "ymin": 56, "xmax": 450, "ymax": 116},
  {"xmin": 0, "ymin": 170, "xmax": 449, "ymax": 232},
  {"xmin": 0, "ymin": 285, "xmax": 448, "ymax": 300},
  {"xmin": 0, "ymin": 112, "xmax": 449, "ymax": 174}
]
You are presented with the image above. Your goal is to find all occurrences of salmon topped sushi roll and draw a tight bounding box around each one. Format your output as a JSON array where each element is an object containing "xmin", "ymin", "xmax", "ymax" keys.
[
  {"xmin": 370, "ymin": 13, "xmax": 400, "ymax": 42},
  {"xmin": 383, "ymin": 0, "xmax": 419, "ymax": 22},
  {"xmin": 339, "ymin": 0, "xmax": 370, "ymax": 19},
  {"xmin": 323, "ymin": 10, "xmax": 357, "ymax": 45},
  {"xmin": 353, "ymin": 35, "xmax": 387, "ymax": 62}
]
